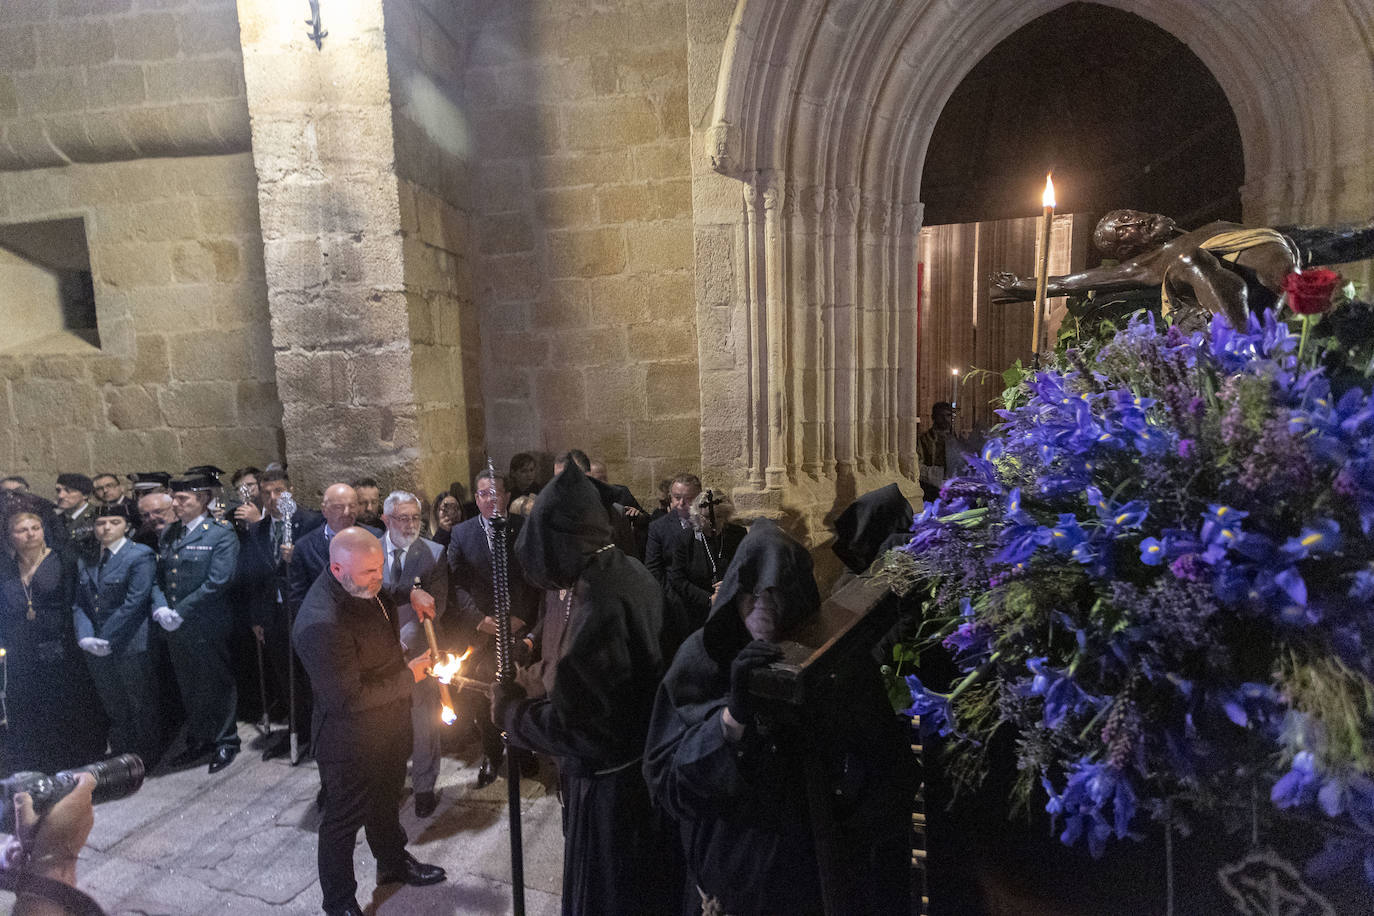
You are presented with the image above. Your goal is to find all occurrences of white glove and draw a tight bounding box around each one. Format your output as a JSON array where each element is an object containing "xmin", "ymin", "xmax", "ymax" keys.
[
  {"xmin": 152, "ymin": 607, "xmax": 183, "ymax": 631},
  {"xmin": 78, "ymin": 637, "xmax": 112, "ymax": 657}
]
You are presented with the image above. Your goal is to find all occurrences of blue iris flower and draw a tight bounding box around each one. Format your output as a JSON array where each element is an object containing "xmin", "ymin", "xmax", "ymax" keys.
[
  {"xmin": 1272, "ymin": 751, "xmax": 1321, "ymax": 809},
  {"xmin": 1044, "ymin": 760, "xmax": 1138, "ymax": 858},
  {"xmin": 1349, "ymin": 566, "xmax": 1374, "ymax": 601},
  {"xmin": 1025, "ymin": 657, "xmax": 1103, "ymax": 728},
  {"xmin": 1281, "ymin": 518, "xmax": 1342, "ymax": 562},
  {"xmin": 903, "ymin": 675, "xmax": 953, "ymax": 738},
  {"xmin": 1220, "ymin": 682, "xmax": 1282, "ymax": 730}
]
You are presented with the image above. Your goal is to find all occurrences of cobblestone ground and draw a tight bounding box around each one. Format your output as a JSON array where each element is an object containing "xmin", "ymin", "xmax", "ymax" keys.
[{"xmin": 65, "ymin": 724, "xmax": 564, "ymax": 915}]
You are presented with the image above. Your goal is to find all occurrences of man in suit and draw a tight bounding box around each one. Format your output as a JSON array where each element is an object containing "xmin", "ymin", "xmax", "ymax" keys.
[
  {"xmin": 644, "ymin": 473, "xmax": 700, "ymax": 586},
  {"xmin": 293, "ymin": 527, "xmax": 445, "ymax": 916},
  {"xmin": 93, "ymin": 472, "xmax": 140, "ymax": 527},
  {"xmin": 287, "ymin": 482, "xmax": 377, "ymax": 762},
  {"xmin": 239, "ymin": 467, "xmax": 323, "ymax": 759},
  {"xmin": 73, "ymin": 503, "xmax": 159, "ymax": 765},
  {"xmin": 54, "ymin": 472, "xmax": 99, "ymax": 559},
  {"xmin": 446, "ymin": 469, "xmax": 541, "ymax": 786},
  {"xmin": 152, "ymin": 474, "xmax": 242, "ymax": 773},
  {"xmin": 379, "ymin": 491, "xmax": 447, "ymax": 817}
]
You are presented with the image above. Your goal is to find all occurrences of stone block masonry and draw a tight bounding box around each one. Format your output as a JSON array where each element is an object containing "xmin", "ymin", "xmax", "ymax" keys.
[
  {"xmin": 0, "ymin": 155, "xmax": 280, "ymax": 496},
  {"xmin": 463, "ymin": 0, "xmax": 701, "ymax": 500}
]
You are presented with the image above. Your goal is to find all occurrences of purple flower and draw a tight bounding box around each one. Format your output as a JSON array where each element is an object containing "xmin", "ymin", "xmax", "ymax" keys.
[
  {"xmin": 1025, "ymin": 657, "xmax": 1104, "ymax": 728},
  {"xmin": 1044, "ymin": 760, "xmax": 1138, "ymax": 858},
  {"xmin": 1176, "ymin": 438, "xmax": 1197, "ymax": 459},
  {"xmin": 1169, "ymin": 553, "xmax": 1206, "ymax": 582},
  {"xmin": 1272, "ymin": 751, "xmax": 1320, "ymax": 809},
  {"xmin": 1139, "ymin": 537, "xmax": 1165, "ymax": 566}
]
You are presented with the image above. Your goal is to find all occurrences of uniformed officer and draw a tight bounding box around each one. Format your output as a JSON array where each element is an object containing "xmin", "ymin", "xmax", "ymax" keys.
[
  {"xmin": 153, "ymin": 474, "xmax": 242, "ymax": 773},
  {"xmin": 74, "ymin": 502, "xmax": 160, "ymax": 765}
]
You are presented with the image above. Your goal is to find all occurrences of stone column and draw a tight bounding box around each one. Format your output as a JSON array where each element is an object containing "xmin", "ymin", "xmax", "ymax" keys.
[{"xmin": 236, "ymin": 0, "xmax": 422, "ymax": 498}]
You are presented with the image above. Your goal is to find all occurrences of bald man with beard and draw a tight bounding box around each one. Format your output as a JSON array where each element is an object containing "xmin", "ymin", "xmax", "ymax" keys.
[
  {"xmin": 293, "ymin": 527, "xmax": 445, "ymax": 916},
  {"xmin": 286, "ymin": 483, "xmax": 381, "ymax": 760}
]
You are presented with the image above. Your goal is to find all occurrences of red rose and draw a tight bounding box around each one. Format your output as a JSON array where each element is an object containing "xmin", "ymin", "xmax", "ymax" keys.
[{"xmin": 1282, "ymin": 268, "xmax": 1341, "ymax": 315}]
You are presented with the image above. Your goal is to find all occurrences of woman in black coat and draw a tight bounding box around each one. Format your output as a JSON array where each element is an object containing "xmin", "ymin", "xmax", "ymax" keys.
[{"xmin": 1, "ymin": 508, "xmax": 106, "ymax": 775}]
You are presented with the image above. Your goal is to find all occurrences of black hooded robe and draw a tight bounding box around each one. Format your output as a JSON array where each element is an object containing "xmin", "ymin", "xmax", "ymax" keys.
[
  {"xmin": 498, "ymin": 462, "xmax": 680, "ymax": 915},
  {"xmin": 645, "ymin": 519, "xmax": 916, "ymax": 916}
]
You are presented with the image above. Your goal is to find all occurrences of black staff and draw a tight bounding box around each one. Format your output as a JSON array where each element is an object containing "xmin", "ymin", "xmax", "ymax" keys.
[{"xmin": 488, "ymin": 459, "xmax": 526, "ymax": 916}]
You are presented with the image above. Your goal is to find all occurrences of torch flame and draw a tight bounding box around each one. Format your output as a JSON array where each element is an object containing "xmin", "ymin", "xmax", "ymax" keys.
[
  {"xmin": 431, "ymin": 646, "xmax": 474, "ymax": 685},
  {"xmin": 1042, "ymin": 173, "xmax": 1055, "ymax": 209},
  {"xmin": 441, "ymin": 704, "xmax": 457, "ymax": 725}
]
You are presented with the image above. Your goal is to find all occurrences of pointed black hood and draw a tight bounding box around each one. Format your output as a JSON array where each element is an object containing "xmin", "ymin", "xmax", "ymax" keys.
[
  {"xmin": 701, "ymin": 518, "xmax": 819, "ymax": 663},
  {"xmin": 831, "ymin": 483, "xmax": 914, "ymax": 574},
  {"xmin": 516, "ymin": 461, "xmax": 613, "ymax": 591}
]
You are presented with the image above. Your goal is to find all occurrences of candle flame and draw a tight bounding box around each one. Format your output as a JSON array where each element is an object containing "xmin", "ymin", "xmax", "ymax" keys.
[
  {"xmin": 441, "ymin": 704, "xmax": 457, "ymax": 725},
  {"xmin": 951, "ymin": 368, "xmax": 959, "ymax": 377},
  {"xmin": 1042, "ymin": 174, "xmax": 1055, "ymax": 208},
  {"xmin": 431, "ymin": 646, "xmax": 474, "ymax": 685}
]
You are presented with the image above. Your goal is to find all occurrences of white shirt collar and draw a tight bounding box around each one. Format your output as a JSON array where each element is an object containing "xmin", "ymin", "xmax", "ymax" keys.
[
  {"xmin": 70, "ymin": 502, "xmax": 90, "ymax": 520},
  {"xmin": 185, "ymin": 514, "xmax": 207, "ymax": 532},
  {"xmin": 383, "ymin": 532, "xmax": 407, "ymax": 558},
  {"xmin": 105, "ymin": 537, "xmax": 128, "ymax": 556}
]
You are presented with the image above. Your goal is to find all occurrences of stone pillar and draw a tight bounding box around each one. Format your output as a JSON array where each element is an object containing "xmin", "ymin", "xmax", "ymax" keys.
[{"xmin": 236, "ymin": 0, "xmax": 424, "ymax": 499}]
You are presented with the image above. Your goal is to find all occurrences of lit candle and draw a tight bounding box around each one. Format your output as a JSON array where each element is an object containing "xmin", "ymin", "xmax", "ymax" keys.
[
  {"xmin": 1032, "ymin": 173, "xmax": 1055, "ymax": 363},
  {"xmin": 951, "ymin": 368, "xmax": 960, "ymax": 407}
]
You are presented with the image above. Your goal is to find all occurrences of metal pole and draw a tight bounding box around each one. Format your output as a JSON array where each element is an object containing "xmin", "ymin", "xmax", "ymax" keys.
[
  {"xmin": 488, "ymin": 456, "xmax": 526, "ymax": 916},
  {"xmin": 254, "ymin": 634, "xmax": 271, "ymax": 736}
]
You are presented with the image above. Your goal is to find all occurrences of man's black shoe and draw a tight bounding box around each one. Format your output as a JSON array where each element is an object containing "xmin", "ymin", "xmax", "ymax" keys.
[
  {"xmin": 168, "ymin": 744, "xmax": 211, "ymax": 768},
  {"xmin": 376, "ymin": 852, "xmax": 446, "ymax": 887},
  {"xmin": 476, "ymin": 754, "xmax": 500, "ymax": 788},
  {"xmin": 414, "ymin": 790, "xmax": 439, "ymax": 818},
  {"xmin": 208, "ymin": 746, "xmax": 238, "ymax": 773},
  {"xmin": 323, "ymin": 901, "xmax": 363, "ymax": 916}
]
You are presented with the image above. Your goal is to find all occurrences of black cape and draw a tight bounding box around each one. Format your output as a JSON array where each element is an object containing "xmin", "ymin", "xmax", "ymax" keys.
[
  {"xmin": 831, "ymin": 483, "xmax": 914, "ymax": 575},
  {"xmin": 644, "ymin": 519, "xmax": 915, "ymax": 915},
  {"xmin": 503, "ymin": 462, "xmax": 678, "ymax": 914}
]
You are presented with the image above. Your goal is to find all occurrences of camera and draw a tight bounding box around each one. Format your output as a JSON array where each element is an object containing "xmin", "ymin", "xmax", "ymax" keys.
[{"xmin": 0, "ymin": 754, "xmax": 144, "ymax": 834}]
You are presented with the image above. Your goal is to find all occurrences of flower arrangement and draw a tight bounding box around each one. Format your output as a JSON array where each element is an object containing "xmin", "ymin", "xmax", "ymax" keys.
[{"xmin": 892, "ymin": 279, "xmax": 1374, "ymax": 884}]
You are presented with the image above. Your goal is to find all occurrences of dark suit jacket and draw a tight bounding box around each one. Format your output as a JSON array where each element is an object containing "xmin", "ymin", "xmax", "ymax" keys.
[
  {"xmin": 156, "ymin": 517, "xmax": 240, "ymax": 625},
  {"xmin": 237, "ymin": 509, "xmax": 323, "ymax": 627},
  {"xmin": 73, "ymin": 540, "xmax": 156, "ymax": 655},
  {"xmin": 380, "ymin": 534, "xmax": 448, "ymax": 660},
  {"xmin": 287, "ymin": 522, "xmax": 379, "ymax": 614},
  {"xmin": 292, "ymin": 570, "xmax": 412, "ymax": 763},
  {"xmin": 645, "ymin": 512, "xmax": 691, "ymax": 586},
  {"xmin": 668, "ymin": 523, "xmax": 747, "ymax": 632},
  {"xmin": 446, "ymin": 515, "xmax": 541, "ymax": 634}
]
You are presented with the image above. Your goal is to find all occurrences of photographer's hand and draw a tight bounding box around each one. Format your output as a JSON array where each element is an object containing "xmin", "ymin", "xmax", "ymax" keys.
[{"xmin": 14, "ymin": 773, "xmax": 95, "ymax": 886}]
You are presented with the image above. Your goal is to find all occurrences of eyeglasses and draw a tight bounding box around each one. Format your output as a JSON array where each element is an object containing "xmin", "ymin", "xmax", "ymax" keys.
[
  {"xmin": 476, "ymin": 489, "xmax": 501, "ymax": 499},
  {"xmin": 391, "ymin": 514, "xmax": 422, "ymax": 524}
]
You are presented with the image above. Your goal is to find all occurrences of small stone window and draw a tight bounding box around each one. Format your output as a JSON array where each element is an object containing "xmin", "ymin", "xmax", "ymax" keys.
[{"xmin": 0, "ymin": 217, "xmax": 100, "ymax": 353}]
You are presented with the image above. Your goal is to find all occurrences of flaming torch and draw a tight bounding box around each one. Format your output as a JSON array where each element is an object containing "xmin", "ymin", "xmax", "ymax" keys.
[{"xmin": 1032, "ymin": 173, "xmax": 1055, "ymax": 365}]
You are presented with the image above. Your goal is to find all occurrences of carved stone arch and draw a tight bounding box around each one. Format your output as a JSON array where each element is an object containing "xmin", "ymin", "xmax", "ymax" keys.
[{"xmin": 692, "ymin": 0, "xmax": 1374, "ymax": 538}]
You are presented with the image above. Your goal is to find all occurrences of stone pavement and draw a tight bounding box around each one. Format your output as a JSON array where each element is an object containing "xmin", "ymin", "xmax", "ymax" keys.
[{"xmin": 72, "ymin": 724, "xmax": 564, "ymax": 915}]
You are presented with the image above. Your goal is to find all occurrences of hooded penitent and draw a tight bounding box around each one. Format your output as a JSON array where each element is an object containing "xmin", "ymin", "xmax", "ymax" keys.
[
  {"xmin": 830, "ymin": 483, "xmax": 914, "ymax": 575},
  {"xmin": 502, "ymin": 461, "xmax": 680, "ymax": 913},
  {"xmin": 644, "ymin": 518, "xmax": 915, "ymax": 916}
]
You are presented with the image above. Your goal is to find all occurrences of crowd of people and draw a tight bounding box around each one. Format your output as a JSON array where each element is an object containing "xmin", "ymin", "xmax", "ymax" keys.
[{"xmin": 0, "ymin": 448, "xmax": 919, "ymax": 916}]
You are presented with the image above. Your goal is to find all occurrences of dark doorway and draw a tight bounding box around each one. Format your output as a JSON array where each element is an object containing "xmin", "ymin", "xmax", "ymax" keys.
[{"xmin": 920, "ymin": 2, "xmax": 1244, "ymax": 232}]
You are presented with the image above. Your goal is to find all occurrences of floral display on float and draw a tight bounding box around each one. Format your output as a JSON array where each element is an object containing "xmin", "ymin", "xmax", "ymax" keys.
[{"xmin": 891, "ymin": 271, "xmax": 1374, "ymax": 885}]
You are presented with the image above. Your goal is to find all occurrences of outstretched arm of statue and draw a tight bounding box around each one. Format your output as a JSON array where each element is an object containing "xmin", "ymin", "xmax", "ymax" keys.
[{"xmin": 990, "ymin": 256, "xmax": 1164, "ymax": 303}]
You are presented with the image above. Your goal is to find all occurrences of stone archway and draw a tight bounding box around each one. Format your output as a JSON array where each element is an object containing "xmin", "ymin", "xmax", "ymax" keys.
[{"xmin": 687, "ymin": 0, "xmax": 1374, "ymax": 539}]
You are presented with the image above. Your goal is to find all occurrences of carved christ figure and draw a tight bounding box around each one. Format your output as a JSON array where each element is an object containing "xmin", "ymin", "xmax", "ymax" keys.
[{"xmin": 992, "ymin": 209, "xmax": 1374, "ymax": 328}]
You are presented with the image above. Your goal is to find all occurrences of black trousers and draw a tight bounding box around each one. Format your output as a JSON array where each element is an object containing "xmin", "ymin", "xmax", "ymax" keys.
[
  {"xmin": 84, "ymin": 649, "xmax": 159, "ymax": 765},
  {"xmin": 165, "ymin": 614, "xmax": 240, "ymax": 751},
  {"xmin": 317, "ymin": 709, "xmax": 412, "ymax": 912}
]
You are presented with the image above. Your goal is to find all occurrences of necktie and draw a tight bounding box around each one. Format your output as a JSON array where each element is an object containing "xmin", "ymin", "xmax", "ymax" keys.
[
  {"xmin": 271, "ymin": 518, "xmax": 283, "ymax": 552},
  {"xmin": 391, "ymin": 547, "xmax": 403, "ymax": 586},
  {"xmin": 98, "ymin": 548, "xmax": 111, "ymax": 582}
]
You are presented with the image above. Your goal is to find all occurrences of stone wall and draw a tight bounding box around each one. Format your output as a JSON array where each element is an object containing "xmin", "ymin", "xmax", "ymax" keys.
[
  {"xmin": 463, "ymin": 1, "xmax": 700, "ymax": 499},
  {"xmin": 0, "ymin": 154, "xmax": 279, "ymax": 495},
  {"xmin": 0, "ymin": 0, "xmax": 250, "ymax": 170},
  {"xmin": 385, "ymin": 0, "xmax": 484, "ymax": 499}
]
